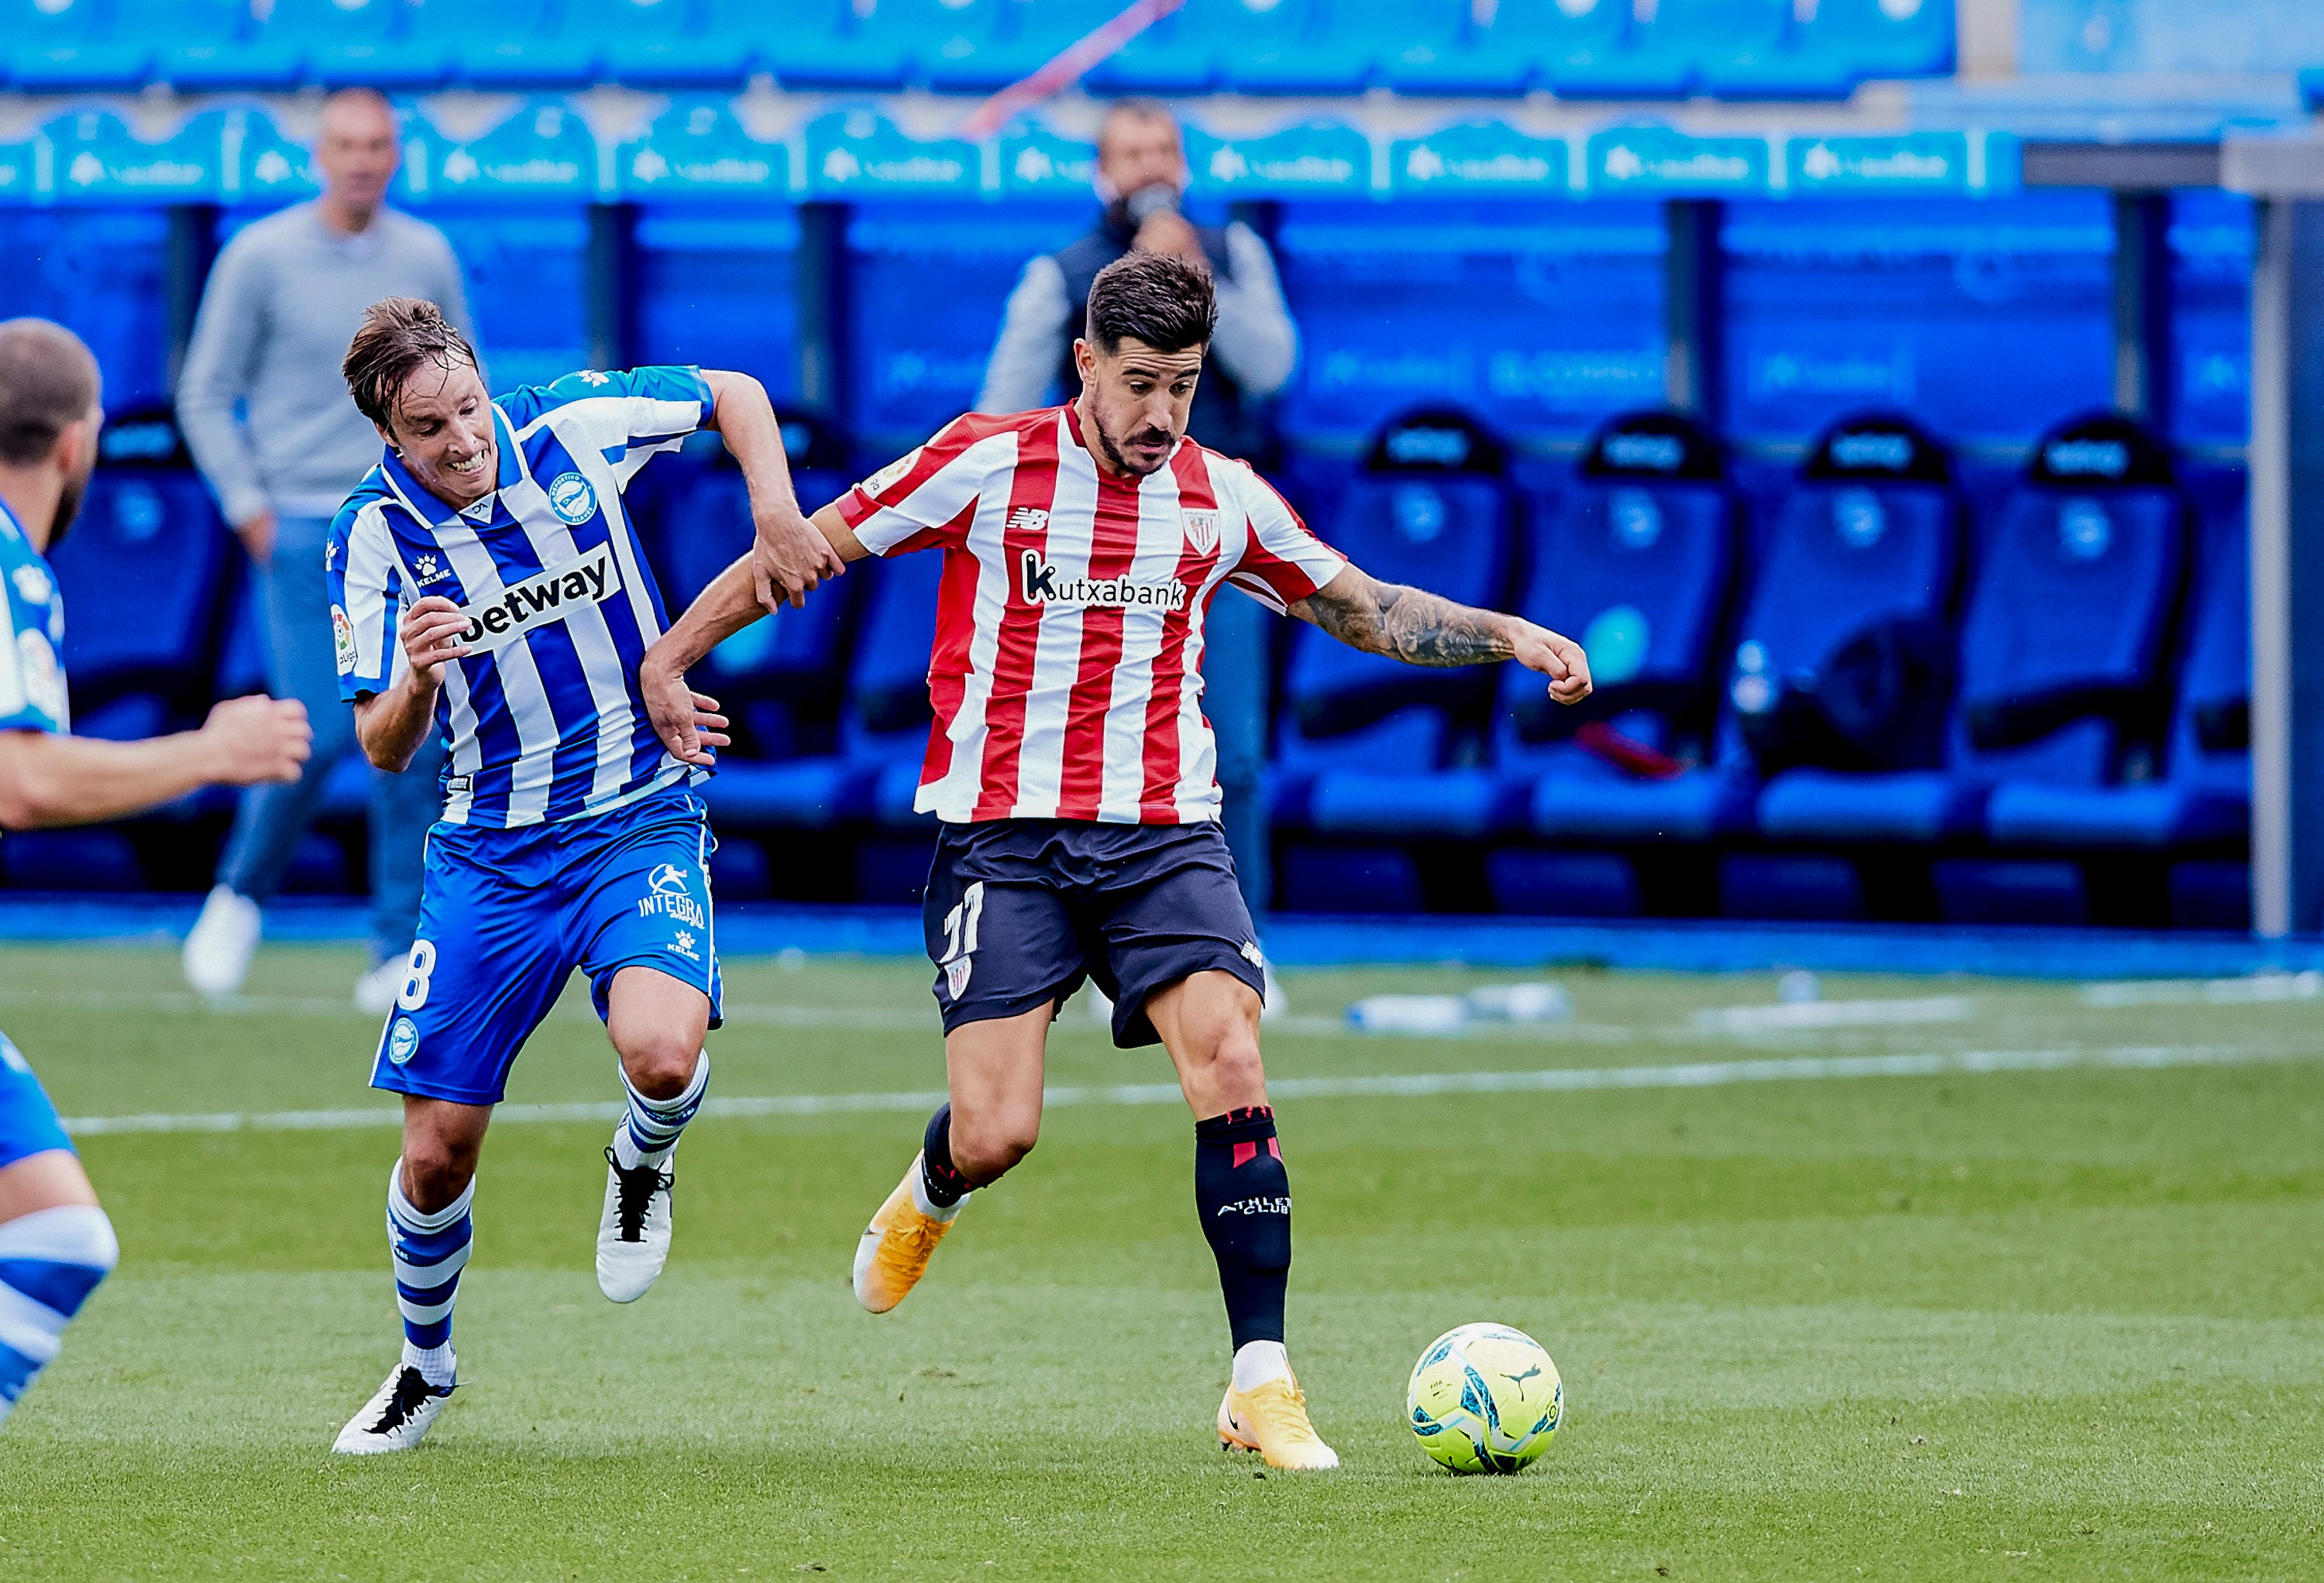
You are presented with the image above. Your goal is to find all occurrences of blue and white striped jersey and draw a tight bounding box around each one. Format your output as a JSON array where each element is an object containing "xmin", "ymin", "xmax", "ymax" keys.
[
  {"xmin": 328, "ymin": 366, "xmax": 712, "ymax": 829},
  {"xmin": 0, "ymin": 494, "xmax": 69, "ymax": 737}
]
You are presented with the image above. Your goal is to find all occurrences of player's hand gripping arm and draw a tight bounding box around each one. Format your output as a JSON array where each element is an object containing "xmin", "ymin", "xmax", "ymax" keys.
[
  {"xmin": 0, "ymin": 696, "xmax": 310, "ymax": 829},
  {"xmin": 1287, "ymin": 566, "xmax": 1593, "ymax": 705},
  {"xmin": 699, "ymin": 369, "xmax": 847, "ymax": 615},
  {"xmin": 638, "ymin": 505, "xmax": 871, "ymax": 766},
  {"xmin": 351, "ymin": 596, "xmax": 471, "ymax": 772}
]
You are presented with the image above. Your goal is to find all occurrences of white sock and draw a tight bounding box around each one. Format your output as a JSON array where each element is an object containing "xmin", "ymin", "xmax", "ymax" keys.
[
  {"xmin": 613, "ymin": 1052, "xmax": 709, "ymax": 1171},
  {"xmin": 909, "ymin": 1165, "xmax": 966, "ymax": 1223},
  {"xmin": 1232, "ymin": 1339, "xmax": 1291, "ymax": 1392},
  {"xmin": 401, "ymin": 1341, "xmax": 456, "ymax": 1389}
]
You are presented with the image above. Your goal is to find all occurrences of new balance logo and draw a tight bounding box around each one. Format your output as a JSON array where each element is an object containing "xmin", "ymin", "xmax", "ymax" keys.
[
  {"xmin": 457, "ymin": 542, "xmax": 623, "ymax": 654},
  {"xmin": 1019, "ymin": 551, "xmax": 1187, "ymax": 612},
  {"xmin": 1006, "ymin": 506, "xmax": 1051, "ymax": 534}
]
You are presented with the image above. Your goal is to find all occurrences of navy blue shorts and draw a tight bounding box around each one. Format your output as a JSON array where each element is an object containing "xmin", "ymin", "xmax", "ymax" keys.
[
  {"xmin": 371, "ymin": 782, "xmax": 723, "ymax": 1107},
  {"xmin": 923, "ymin": 819, "xmax": 1265, "ymax": 1049},
  {"xmin": 0, "ymin": 1029, "xmax": 72, "ymax": 1171}
]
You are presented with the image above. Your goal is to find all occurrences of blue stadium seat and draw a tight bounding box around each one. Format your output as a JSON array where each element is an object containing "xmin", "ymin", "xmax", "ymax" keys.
[
  {"xmin": 202, "ymin": 0, "xmax": 410, "ymax": 88},
  {"xmin": 1494, "ymin": 0, "xmax": 1690, "ymax": 98},
  {"xmin": 770, "ymin": 0, "xmax": 1064, "ymax": 91},
  {"xmin": 583, "ymin": 0, "xmax": 760, "ymax": 86},
  {"xmin": 1091, "ymin": 0, "xmax": 1358, "ymax": 95},
  {"xmin": 1282, "ymin": 410, "xmax": 1518, "ymax": 840},
  {"xmin": 125, "ymin": 0, "xmax": 253, "ymax": 89},
  {"xmin": 1501, "ymin": 412, "xmax": 1738, "ymax": 852},
  {"xmin": 0, "ymin": 0, "xmax": 126, "ymax": 91},
  {"xmin": 1758, "ymin": 414, "xmax": 2188, "ymax": 871},
  {"xmin": 1358, "ymin": 0, "xmax": 1533, "ymax": 95},
  {"xmin": 1985, "ymin": 516, "xmax": 2246, "ymax": 853},
  {"xmin": 1793, "ymin": 0, "xmax": 1954, "ymax": 82},
  {"xmin": 46, "ymin": 409, "xmax": 231, "ymax": 719},
  {"xmin": 414, "ymin": 0, "xmax": 594, "ymax": 87},
  {"xmin": 1687, "ymin": 0, "xmax": 1857, "ymax": 97}
]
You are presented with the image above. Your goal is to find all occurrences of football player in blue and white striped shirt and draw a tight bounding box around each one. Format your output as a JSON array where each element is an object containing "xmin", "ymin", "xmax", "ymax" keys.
[
  {"xmin": 324, "ymin": 298, "xmax": 840, "ymax": 1453},
  {"xmin": 0, "ymin": 318, "xmax": 311, "ymax": 1433}
]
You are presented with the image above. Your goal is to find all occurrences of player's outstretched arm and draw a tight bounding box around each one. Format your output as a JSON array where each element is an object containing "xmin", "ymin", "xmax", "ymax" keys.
[
  {"xmin": 700, "ymin": 369, "xmax": 847, "ymax": 615},
  {"xmin": 0, "ymin": 695, "xmax": 310, "ymax": 830},
  {"xmin": 1287, "ymin": 566, "xmax": 1592, "ymax": 706},
  {"xmin": 639, "ymin": 504, "xmax": 868, "ymax": 766}
]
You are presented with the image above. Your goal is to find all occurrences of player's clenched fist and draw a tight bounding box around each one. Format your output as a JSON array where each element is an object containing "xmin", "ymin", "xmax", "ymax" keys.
[
  {"xmin": 1510, "ymin": 620, "xmax": 1592, "ymax": 706},
  {"xmin": 751, "ymin": 503, "xmax": 845, "ymax": 613},
  {"xmin": 398, "ymin": 595, "xmax": 473, "ymax": 682},
  {"xmin": 198, "ymin": 694, "xmax": 313, "ymax": 785}
]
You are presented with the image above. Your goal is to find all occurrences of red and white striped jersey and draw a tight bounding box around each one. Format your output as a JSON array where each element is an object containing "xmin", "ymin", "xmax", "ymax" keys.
[{"xmin": 837, "ymin": 404, "xmax": 1347, "ymax": 825}]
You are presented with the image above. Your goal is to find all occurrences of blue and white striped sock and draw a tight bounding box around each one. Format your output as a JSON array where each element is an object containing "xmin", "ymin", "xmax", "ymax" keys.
[
  {"xmin": 387, "ymin": 1162, "xmax": 471, "ymax": 1389},
  {"xmin": 0, "ymin": 1204, "xmax": 119, "ymax": 1429},
  {"xmin": 612, "ymin": 1051, "xmax": 709, "ymax": 1172}
]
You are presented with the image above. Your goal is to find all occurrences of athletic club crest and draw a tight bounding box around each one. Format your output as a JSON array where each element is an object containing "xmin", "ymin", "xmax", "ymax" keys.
[{"xmin": 1182, "ymin": 509, "xmax": 1219, "ymax": 556}]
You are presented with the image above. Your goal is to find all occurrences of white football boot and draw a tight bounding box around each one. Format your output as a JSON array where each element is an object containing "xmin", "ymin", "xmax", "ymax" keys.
[
  {"xmin": 182, "ymin": 885, "xmax": 260, "ymax": 998},
  {"xmin": 596, "ymin": 1138, "xmax": 675, "ymax": 1303},
  {"xmin": 332, "ymin": 1359, "xmax": 456, "ymax": 1454},
  {"xmin": 352, "ymin": 957, "xmax": 403, "ymax": 1018}
]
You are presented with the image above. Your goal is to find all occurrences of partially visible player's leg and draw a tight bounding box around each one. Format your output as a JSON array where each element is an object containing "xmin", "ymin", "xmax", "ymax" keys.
[
  {"xmin": 593, "ymin": 967, "xmax": 713, "ymax": 1303},
  {"xmin": 574, "ymin": 788, "xmax": 724, "ymax": 1304},
  {"xmin": 854, "ymin": 1004, "xmax": 1050, "ymax": 1315},
  {"xmin": 0, "ymin": 1100, "xmax": 119, "ymax": 1435},
  {"xmin": 337, "ymin": 824, "xmax": 568, "ymax": 1454}
]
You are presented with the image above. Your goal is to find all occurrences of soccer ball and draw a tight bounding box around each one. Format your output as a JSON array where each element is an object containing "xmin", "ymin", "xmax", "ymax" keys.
[{"xmin": 1406, "ymin": 1322, "xmax": 1563, "ymax": 1474}]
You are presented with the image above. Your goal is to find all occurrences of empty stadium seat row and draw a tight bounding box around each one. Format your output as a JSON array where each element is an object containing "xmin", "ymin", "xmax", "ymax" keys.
[{"xmin": 3, "ymin": 0, "xmax": 1953, "ymax": 98}]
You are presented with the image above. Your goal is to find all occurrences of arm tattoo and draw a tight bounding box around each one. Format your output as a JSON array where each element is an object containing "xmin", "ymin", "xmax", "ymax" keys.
[{"xmin": 1293, "ymin": 575, "xmax": 1515, "ymax": 667}]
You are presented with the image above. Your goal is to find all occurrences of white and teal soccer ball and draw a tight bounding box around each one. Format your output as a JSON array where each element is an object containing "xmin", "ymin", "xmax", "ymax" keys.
[{"xmin": 1406, "ymin": 1322, "xmax": 1563, "ymax": 1475}]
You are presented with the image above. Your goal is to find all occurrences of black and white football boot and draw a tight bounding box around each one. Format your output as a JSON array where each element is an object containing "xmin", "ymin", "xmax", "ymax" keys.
[
  {"xmin": 596, "ymin": 1138, "xmax": 674, "ymax": 1303},
  {"xmin": 332, "ymin": 1360, "xmax": 456, "ymax": 1454}
]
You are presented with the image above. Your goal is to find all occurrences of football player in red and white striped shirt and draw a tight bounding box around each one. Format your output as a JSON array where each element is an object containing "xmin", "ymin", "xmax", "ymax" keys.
[{"xmin": 641, "ymin": 252, "xmax": 1590, "ymax": 1469}]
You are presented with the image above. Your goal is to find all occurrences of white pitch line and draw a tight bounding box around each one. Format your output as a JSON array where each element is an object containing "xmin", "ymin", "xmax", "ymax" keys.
[{"xmin": 57, "ymin": 1042, "xmax": 2276, "ymax": 1137}]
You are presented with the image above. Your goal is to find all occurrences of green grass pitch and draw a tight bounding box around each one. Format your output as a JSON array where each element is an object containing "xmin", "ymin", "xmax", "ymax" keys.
[{"xmin": 2, "ymin": 943, "xmax": 2322, "ymax": 1578}]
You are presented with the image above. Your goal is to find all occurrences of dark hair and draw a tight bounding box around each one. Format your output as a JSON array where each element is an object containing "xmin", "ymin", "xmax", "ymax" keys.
[
  {"xmin": 1085, "ymin": 251, "xmax": 1216, "ymax": 357},
  {"xmin": 342, "ymin": 296, "xmax": 480, "ymax": 432},
  {"xmin": 0, "ymin": 318, "xmax": 100, "ymax": 466}
]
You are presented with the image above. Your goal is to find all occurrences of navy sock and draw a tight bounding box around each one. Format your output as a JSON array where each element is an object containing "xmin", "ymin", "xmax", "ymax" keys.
[
  {"xmin": 1193, "ymin": 1105, "xmax": 1290, "ymax": 1351},
  {"xmin": 920, "ymin": 1104, "xmax": 973, "ymax": 1207}
]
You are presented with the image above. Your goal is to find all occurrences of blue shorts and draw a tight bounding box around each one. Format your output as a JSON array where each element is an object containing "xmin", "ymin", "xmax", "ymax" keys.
[
  {"xmin": 372, "ymin": 783, "xmax": 724, "ymax": 1107},
  {"xmin": 0, "ymin": 1029, "xmax": 73, "ymax": 1171},
  {"xmin": 923, "ymin": 819, "xmax": 1266, "ymax": 1049}
]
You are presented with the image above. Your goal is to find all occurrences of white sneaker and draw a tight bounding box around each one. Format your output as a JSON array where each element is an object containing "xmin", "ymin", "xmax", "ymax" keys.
[
  {"xmin": 352, "ymin": 958, "xmax": 402, "ymax": 1018},
  {"xmin": 596, "ymin": 1138, "xmax": 674, "ymax": 1303},
  {"xmin": 332, "ymin": 1361, "xmax": 454, "ymax": 1454},
  {"xmin": 183, "ymin": 885, "xmax": 260, "ymax": 998}
]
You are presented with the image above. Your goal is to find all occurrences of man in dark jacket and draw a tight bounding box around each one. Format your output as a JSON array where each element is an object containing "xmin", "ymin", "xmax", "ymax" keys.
[{"xmin": 976, "ymin": 100, "xmax": 1296, "ymax": 462}]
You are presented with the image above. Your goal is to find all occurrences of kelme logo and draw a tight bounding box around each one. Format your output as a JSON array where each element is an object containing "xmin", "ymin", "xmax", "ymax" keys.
[{"xmin": 547, "ymin": 471, "xmax": 598, "ymax": 524}]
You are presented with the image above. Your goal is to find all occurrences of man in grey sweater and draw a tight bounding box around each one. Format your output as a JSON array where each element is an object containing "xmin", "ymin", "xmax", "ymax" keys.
[{"xmin": 176, "ymin": 89, "xmax": 472, "ymax": 1012}]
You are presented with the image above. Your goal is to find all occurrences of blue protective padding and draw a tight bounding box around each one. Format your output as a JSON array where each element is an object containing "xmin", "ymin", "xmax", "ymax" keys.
[
  {"xmin": 1531, "ymin": 762, "xmax": 1758, "ymax": 843},
  {"xmin": 1500, "ymin": 477, "xmax": 1733, "ymax": 745},
  {"xmin": 47, "ymin": 471, "xmax": 228, "ymax": 703},
  {"xmin": 1717, "ymin": 853, "xmax": 1866, "ymax": 922},
  {"xmin": 1308, "ymin": 767, "xmax": 1506, "ymax": 840},
  {"xmin": 1755, "ymin": 767, "xmax": 1985, "ymax": 842},
  {"xmin": 700, "ymin": 759, "xmax": 868, "ymax": 829},
  {"xmin": 1718, "ymin": 478, "xmax": 1958, "ymax": 759},
  {"xmin": 1283, "ymin": 473, "xmax": 1514, "ymax": 739},
  {"xmin": 590, "ymin": 0, "xmax": 761, "ymax": 85},
  {"xmin": 1932, "ymin": 857, "xmax": 2089, "ymax": 926},
  {"xmin": 1958, "ymin": 485, "xmax": 2183, "ymax": 730},
  {"xmin": 1485, "ymin": 849, "xmax": 1642, "ymax": 917},
  {"xmin": 1276, "ymin": 843, "xmax": 1426, "ymax": 914}
]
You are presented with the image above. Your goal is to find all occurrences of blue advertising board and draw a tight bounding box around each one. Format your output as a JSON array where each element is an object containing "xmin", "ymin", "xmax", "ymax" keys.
[
  {"xmin": 1184, "ymin": 121, "xmax": 1371, "ymax": 197},
  {"xmin": 1586, "ymin": 125, "xmax": 1772, "ymax": 197},
  {"xmin": 218, "ymin": 106, "xmax": 317, "ymax": 204},
  {"xmin": 806, "ymin": 111, "xmax": 979, "ymax": 199},
  {"xmin": 1390, "ymin": 122, "xmax": 1572, "ymax": 197},
  {"xmin": 617, "ymin": 98, "xmax": 792, "ymax": 199},
  {"xmin": 1784, "ymin": 131, "xmax": 2020, "ymax": 197},
  {"xmin": 400, "ymin": 100, "xmax": 593, "ymax": 202},
  {"xmin": 39, "ymin": 108, "xmax": 221, "ymax": 202},
  {"xmin": 998, "ymin": 122, "xmax": 1097, "ymax": 199}
]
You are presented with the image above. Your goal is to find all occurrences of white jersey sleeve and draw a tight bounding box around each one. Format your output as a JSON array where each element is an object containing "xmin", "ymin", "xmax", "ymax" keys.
[
  {"xmin": 1220, "ymin": 460, "xmax": 1348, "ymax": 614},
  {"xmin": 836, "ymin": 413, "xmax": 1019, "ymax": 556}
]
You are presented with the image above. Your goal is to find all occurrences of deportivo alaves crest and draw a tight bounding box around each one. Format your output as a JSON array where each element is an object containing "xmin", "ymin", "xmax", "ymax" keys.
[{"xmin": 456, "ymin": 541, "xmax": 623, "ymax": 652}]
